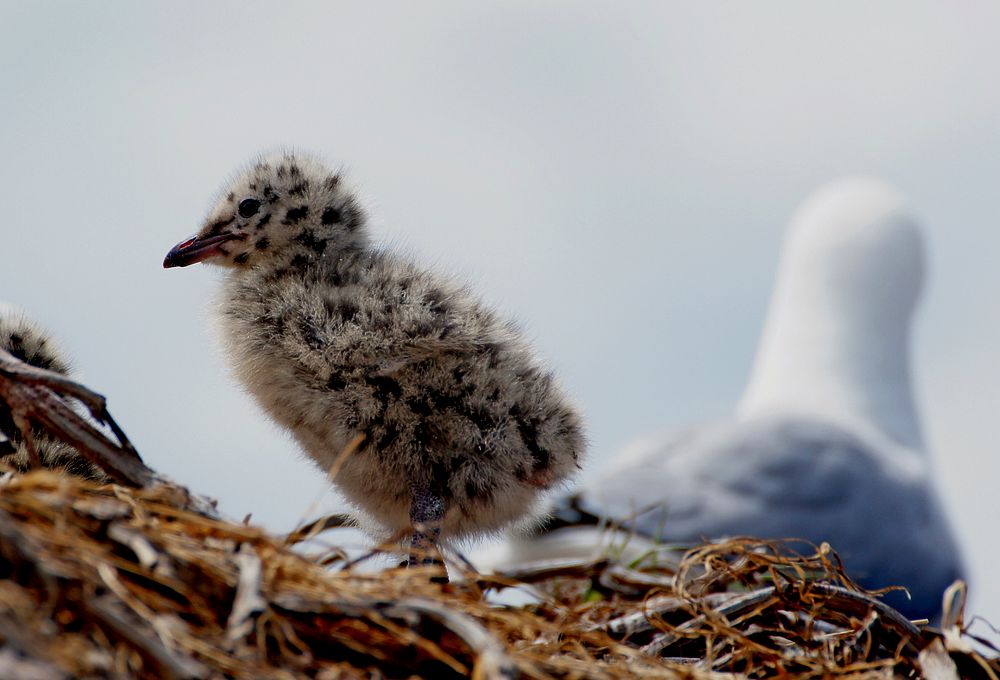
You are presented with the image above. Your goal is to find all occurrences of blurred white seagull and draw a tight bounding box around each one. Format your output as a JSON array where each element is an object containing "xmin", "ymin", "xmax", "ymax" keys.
[{"xmin": 503, "ymin": 177, "xmax": 963, "ymax": 620}]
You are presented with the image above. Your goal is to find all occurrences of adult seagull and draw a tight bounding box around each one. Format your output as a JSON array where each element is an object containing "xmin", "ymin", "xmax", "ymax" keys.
[{"xmin": 499, "ymin": 177, "xmax": 963, "ymax": 620}]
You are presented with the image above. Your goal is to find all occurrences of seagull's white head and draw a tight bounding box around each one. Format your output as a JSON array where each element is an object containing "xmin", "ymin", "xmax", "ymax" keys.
[
  {"xmin": 782, "ymin": 177, "xmax": 924, "ymax": 332},
  {"xmin": 740, "ymin": 177, "xmax": 927, "ymax": 450},
  {"xmin": 164, "ymin": 151, "xmax": 369, "ymax": 271}
]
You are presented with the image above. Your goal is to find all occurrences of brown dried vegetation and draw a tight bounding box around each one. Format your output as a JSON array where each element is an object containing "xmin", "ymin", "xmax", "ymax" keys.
[{"xmin": 0, "ymin": 346, "xmax": 996, "ymax": 679}]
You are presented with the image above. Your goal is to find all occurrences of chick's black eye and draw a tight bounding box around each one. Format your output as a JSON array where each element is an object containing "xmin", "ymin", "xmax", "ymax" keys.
[{"xmin": 238, "ymin": 198, "xmax": 261, "ymax": 218}]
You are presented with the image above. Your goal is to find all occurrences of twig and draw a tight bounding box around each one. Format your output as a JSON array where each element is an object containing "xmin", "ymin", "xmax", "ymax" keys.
[
  {"xmin": 383, "ymin": 598, "xmax": 518, "ymax": 680},
  {"xmin": 84, "ymin": 596, "xmax": 209, "ymax": 680}
]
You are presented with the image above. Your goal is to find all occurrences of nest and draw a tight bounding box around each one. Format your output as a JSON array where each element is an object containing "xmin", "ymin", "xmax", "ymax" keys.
[
  {"xmin": 0, "ymin": 345, "xmax": 997, "ymax": 678},
  {"xmin": 0, "ymin": 471, "xmax": 994, "ymax": 680}
]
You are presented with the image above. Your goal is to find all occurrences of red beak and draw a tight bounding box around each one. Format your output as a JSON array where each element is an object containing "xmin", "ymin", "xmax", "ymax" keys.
[{"xmin": 163, "ymin": 232, "xmax": 244, "ymax": 268}]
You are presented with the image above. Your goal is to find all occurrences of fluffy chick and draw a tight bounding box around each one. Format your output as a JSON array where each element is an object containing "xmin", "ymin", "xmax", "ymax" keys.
[
  {"xmin": 164, "ymin": 152, "xmax": 585, "ymax": 559},
  {"xmin": 0, "ymin": 307, "xmax": 106, "ymax": 480}
]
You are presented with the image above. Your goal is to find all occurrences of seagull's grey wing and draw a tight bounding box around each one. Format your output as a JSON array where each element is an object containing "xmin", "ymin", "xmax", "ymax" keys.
[{"xmin": 578, "ymin": 416, "xmax": 962, "ymax": 619}]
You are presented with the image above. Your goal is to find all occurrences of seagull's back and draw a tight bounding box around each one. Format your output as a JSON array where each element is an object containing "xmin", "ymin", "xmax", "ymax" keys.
[{"xmin": 577, "ymin": 414, "xmax": 961, "ymax": 618}]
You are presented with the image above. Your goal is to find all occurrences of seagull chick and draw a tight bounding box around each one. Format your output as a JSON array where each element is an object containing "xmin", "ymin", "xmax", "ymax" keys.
[
  {"xmin": 0, "ymin": 306, "xmax": 106, "ymax": 480},
  {"xmin": 164, "ymin": 152, "xmax": 585, "ymax": 563}
]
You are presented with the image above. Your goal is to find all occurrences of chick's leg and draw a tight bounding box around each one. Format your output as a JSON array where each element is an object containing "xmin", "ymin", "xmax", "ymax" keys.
[{"xmin": 407, "ymin": 484, "xmax": 445, "ymax": 567}]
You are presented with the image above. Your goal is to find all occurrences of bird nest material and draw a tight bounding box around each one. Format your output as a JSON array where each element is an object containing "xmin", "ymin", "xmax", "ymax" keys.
[
  {"xmin": 0, "ymin": 471, "xmax": 995, "ymax": 680},
  {"xmin": 0, "ymin": 349, "xmax": 997, "ymax": 679}
]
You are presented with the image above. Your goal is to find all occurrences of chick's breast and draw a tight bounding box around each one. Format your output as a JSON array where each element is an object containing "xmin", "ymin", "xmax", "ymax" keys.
[{"xmin": 217, "ymin": 250, "xmax": 585, "ymax": 539}]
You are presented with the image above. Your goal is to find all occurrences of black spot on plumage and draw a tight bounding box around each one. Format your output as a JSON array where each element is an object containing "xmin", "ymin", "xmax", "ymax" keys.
[
  {"xmin": 233, "ymin": 252, "xmax": 250, "ymax": 265},
  {"xmin": 324, "ymin": 174, "xmax": 340, "ymax": 190},
  {"xmin": 256, "ymin": 213, "xmax": 271, "ymax": 229},
  {"xmin": 294, "ymin": 229, "xmax": 327, "ymax": 254},
  {"xmin": 327, "ymin": 373, "xmax": 347, "ymax": 390},
  {"xmin": 35, "ymin": 341, "xmax": 53, "ymax": 368},
  {"xmin": 208, "ymin": 216, "xmax": 235, "ymax": 234},
  {"xmin": 514, "ymin": 416, "xmax": 550, "ymax": 472},
  {"xmin": 262, "ymin": 266, "xmax": 289, "ymax": 283},
  {"xmin": 464, "ymin": 405, "xmax": 496, "ymax": 432},
  {"xmin": 408, "ymin": 398, "xmax": 433, "ymax": 417},
  {"xmin": 325, "ymin": 298, "xmax": 359, "ymax": 322},
  {"xmin": 428, "ymin": 390, "xmax": 464, "ymax": 413},
  {"xmin": 365, "ymin": 374, "xmax": 402, "ymax": 401},
  {"xmin": 226, "ymin": 192, "xmax": 235, "ymax": 202},
  {"xmin": 448, "ymin": 455, "xmax": 466, "ymax": 476},
  {"xmin": 482, "ymin": 342, "xmax": 503, "ymax": 368},
  {"xmin": 289, "ymin": 164, "xmax": 301, "ymax": 177},
  {"xmin": 262, "ymin": 185, "xmax": 278, "ymax": 202},
  {"xmin": 404, "ymin": 320, "xmax": 435, "ymax": 339},
  {"xmin": 3, "ymin": 334, "xmax": 44, "ymax": 369},
  {"xmin": 321, "ymin": 207, "xmax": 341, "ymax": 225},
  {"xmin": 376, "ymin": 422, "xmax": 399, "ymax": 451},
  {"xmin": 344, "ymin": 205, "xmax": 363, "ymax": 231},
  {"xmin": 289, "ymin": 180, "xmax": 309, "ymax": 196},
  {"xmin": 298, "ymin": 318, "xmax": 324, "ymax": 349},
  {"xmin": 531, "ymin": 446, "xmax": 551, "ymax": 472},
  {"xmin": 276, "ymin": 165, "xmax": 287, "ymax": 178},
  {"xmin": 413, "ymin": 420, "xmax": 434, "ymax": 447},
  {"xmin": 283, "ymin": 206, "xmax": 309, "ymax": 225},
  {"xmin": 424, "ymin": 288, "xmax": 450, "ymax": 314},
  {"xmin": 290, "ymin": 254, "xmax": 310, "ymax": 269},
  {"xmin": 255, "ymin": 237, "xmax": 270, "ymax": 251},
  {"xmin": 429, "ymin": 459, "xmax": 452, "ymax": 497}
]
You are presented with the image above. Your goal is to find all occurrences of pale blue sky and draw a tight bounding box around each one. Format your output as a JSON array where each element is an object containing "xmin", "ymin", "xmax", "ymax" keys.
[{"xmin": 2, "ymin": 1, "xmax": 998, "ymax": 619}]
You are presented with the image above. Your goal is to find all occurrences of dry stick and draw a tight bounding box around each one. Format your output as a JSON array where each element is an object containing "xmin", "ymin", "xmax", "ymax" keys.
[
  {"xmin": 268, "ymin": 590, "xmax": 517, "ymax": 677},
  {"xmin": 603, "ymin": 592, "xmax": 735, "ymax": 638},
  {"xmin": 30, "ymin": 387, "xmax": 152, "ymax": 486},
  {"xmin": 640, "ymin": 582, "xmax": 923, "ymax": 657},
  {"xmin": 805, "ymin": 583, "xmax": 923, "ymax": 642},
  {"xmin": 641, "ymin": 586, "xmax": 781, "ymax": 656},
  {"xmin": 225, "ymin": 544, "xmax": 268, "ymax": 641},
  {"xmin": 83, "ymin": 596, "xmax": 210, "ymax": 680},
  {"xmin": 485, "ymin": 557, "xmax": 611, "ymax": 587},
  {"xmin": 383, "ymin": 598, "xmax": 518, "ymax": 680},
  {"xmin": 284, "ymin": 512, "xmax": 355, "ymax": 546},
  {"xmin": 340, "ymin": 527, "xmax": 412, "ymax": 571}
]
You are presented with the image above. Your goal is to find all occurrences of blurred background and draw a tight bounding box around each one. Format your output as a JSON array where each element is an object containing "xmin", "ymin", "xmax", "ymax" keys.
[{"xmin": 2, "ymin": 2, "xmax": 997, "ymax": 618}]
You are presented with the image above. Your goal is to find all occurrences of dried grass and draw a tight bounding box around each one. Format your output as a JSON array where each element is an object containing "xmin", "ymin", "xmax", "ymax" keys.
[
  {"xmin": 0, "ymin": 470, "xmax": 995, "ymax": 679},
  {"xmin": 1, "ymin": 357, "xmax": 995, "ymax": 678}
]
